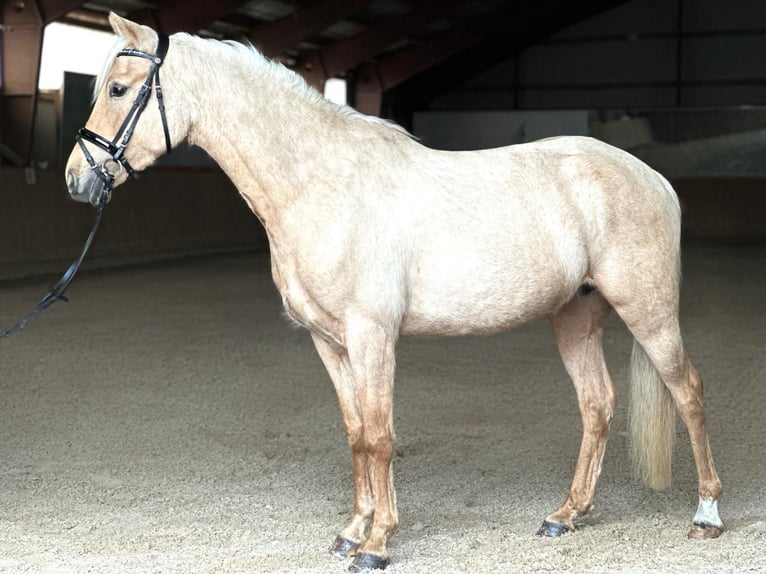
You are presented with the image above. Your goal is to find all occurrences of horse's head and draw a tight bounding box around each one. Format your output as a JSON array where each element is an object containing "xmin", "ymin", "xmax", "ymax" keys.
[{"xmin": 65, "ymin": 13, "xmax": 179, "ymax": 205}]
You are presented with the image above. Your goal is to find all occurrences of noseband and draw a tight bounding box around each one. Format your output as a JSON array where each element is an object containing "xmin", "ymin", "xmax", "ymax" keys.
[{"xmin": 76, "ymin": 32, "xmax": 172, "ymax": 195}]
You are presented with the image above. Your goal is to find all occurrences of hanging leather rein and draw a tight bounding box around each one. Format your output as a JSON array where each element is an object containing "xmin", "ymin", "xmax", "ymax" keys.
[{"xmin": 1, "ymin": 33, "xmax": 171, "ymax": 339}]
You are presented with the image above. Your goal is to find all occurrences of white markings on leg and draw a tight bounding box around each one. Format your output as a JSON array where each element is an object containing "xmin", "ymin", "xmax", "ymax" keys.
[{"xmin": 693, "ymin": 497, "xmax": 723, "ymax": 528}]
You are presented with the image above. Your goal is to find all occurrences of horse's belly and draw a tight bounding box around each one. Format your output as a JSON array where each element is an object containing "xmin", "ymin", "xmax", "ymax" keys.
[
  {"xmin": 399, "ymin": 265, "xmax": 580, "ymax": 336},
  {"xmin": 400, "ymin": 307, "xmax": 544, "ymax": 336}
]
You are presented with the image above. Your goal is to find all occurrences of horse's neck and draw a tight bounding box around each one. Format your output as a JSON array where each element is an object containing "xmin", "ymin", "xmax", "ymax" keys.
[{"xmin": 183, "ymin": 51, "xmax": 362, "ymax": 226}]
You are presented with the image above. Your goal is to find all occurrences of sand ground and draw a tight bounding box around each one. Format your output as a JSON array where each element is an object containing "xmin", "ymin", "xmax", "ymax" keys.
[{"xmin": 0, "ymin": 243, "xmax": 764, "ymax": 573}]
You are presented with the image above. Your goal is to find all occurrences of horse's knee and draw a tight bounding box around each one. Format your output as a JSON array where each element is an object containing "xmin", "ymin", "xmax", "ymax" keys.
[
  {"xmin": 346, "ymin": 425, "xmax": 365, "ymax": 449},
  {"xmin": 365, "ymin": 430, "xmax": 394, "ymax": 460},
  {"xmin": 364, "ymin": 423, "xmax": 394, "ymax": 458}
]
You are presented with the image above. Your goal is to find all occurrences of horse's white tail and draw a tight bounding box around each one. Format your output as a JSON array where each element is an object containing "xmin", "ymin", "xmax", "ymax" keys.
[{"xmin": 629, "ymin": 340, "xmax": 676, "ymax": 489}]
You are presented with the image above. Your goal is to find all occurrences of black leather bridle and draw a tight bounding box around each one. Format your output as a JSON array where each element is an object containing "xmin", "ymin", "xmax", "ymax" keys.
[
  {"xmin": 76, "ymin": 32, "xmax": 172, "ymax": 200},
  {"xmin": 0, "ymin": 33, "xmax": 173, "ymax": 340}
]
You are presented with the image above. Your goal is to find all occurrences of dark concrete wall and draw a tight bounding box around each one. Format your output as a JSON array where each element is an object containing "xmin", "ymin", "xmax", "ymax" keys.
[
  {"xmin": 674, "ymin": 178, "xmax": 766, "ymax": 241},
  {"xmin": 0, "ymin": 168, "xmax": 763, "ymax": 280},
  {"xmin": 0, "ymin": 167, "xmax": 266, "ymax": 280}
]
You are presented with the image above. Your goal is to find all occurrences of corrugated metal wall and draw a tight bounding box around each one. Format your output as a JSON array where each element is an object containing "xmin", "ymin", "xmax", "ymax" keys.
[{"xmin": 431, "ymin": 0, "xmax": 766, "ymax": 110}]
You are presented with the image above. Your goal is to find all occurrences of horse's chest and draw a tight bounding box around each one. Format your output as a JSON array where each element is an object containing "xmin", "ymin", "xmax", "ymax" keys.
[{"xmin": 271, "ymin": 260, "xmax": 346, "ymax": 351}]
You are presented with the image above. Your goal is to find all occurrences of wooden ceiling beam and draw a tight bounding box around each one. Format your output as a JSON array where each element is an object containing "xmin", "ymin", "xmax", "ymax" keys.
[
  {"xmin": 300, "ymin": 0, "xmax": 462, "ymax": 81},
  {"xmin": 131, "ymin": 0, "xmax": 245, "ymax": 34},
  {"xmin": 252, "ymin": 0, "xmax": 376, "ymax": 58},
  {"xmin": 391, "ymin": 0, "xmax": 630, "ymax": 107},
  {"xmin": 37, "ymin": 0, "xmax": 86, "ymax": 23},
  {"xmin": 352, "ymin": 3, "xmax": 513, "ymax": 115},
  {"xmin": 374, "ymin": 11, "xmax": 510, "ymax": 92}
]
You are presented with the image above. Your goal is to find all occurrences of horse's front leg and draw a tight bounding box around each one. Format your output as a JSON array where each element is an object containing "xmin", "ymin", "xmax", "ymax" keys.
[
  {"xmin": 312, "ymin": 320, "xmax": 399, "ymax": 571},
  {"xmin": 348, "ymin": 320, "xmax": 398, "ymax": 572},
  {"xmin": 539, "ymin": 292, "xmax": 616, "ymax": 535},
  {"xmin": 312, "ymin": 334, "xmax": 375, "ymax": 558}
]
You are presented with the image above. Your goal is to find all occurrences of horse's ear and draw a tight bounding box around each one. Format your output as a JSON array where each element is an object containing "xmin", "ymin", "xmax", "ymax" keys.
[{"xmin": 108, "ymin": 12, "xmax": 156, "ymax": 47}]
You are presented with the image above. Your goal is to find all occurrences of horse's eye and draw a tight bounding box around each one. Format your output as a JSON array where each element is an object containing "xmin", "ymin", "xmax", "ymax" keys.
[{"xmin": 109, "ymin": 83, "xmax": 128, "ymax": 98}]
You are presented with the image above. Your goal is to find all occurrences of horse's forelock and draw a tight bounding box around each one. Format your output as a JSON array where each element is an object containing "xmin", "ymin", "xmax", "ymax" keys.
[{"xmin": 93, "ymin": 35, "xmax": 129, "ymax": 102}]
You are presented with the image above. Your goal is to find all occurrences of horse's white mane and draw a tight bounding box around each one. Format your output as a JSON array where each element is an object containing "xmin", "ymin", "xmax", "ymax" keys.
[
  {"xmin": 95, "ymin": 31, "xmax": 410, "ymax": 137},
  {"xmin": 208, "ymin": 37, "xmax": 410, "ymax": 135}
]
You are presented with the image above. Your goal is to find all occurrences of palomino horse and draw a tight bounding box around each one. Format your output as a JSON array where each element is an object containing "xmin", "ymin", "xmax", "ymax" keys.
[{"xmin": 66, "ymin": 13, "xmax": 724, "ymax": 571}]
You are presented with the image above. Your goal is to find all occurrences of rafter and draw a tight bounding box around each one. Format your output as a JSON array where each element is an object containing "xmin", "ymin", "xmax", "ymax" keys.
[
  {"xmin": 391, "ymin": 0, "xmax": 630, "ymax": 108},
  {"xmin": 299, "ymin": 0, "xmax": 462, "ymax": 82},
  {"xmin": 352, "ymin": 2, "xmax": 513, "ymax": 115},
  {"xmin": 374, "ymin": 12, "xmax": 509, "ymax": 93},
  {"xmin": 37, "ymin": 0, "xmax": 86, "ymax": 23},
  {"xmin": 131, "ymin": 0, "xmax": 245, "ymax": 34},
  {"xmin": 251, "ymin": 0, "xmax": 375, "ymax": 57}
]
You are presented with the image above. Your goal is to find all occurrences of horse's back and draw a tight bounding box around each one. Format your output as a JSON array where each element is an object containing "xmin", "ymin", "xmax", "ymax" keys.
[{"xmin": 398, "ymin": 136, "xmax": 681, "ymax": 335}]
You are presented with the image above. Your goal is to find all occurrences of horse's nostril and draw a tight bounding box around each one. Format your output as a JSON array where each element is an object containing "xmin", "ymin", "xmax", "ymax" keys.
[
  {"xmin": 65, "ymin": 171, "xmax": 94, "ymax": 203},
  {"xmin": 66, "ymin": 172, "xmax": 77, "ymax": 194}
]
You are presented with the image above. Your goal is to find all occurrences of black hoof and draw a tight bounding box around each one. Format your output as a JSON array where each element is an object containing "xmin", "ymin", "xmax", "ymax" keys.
[
  {"xmin": 348, "ymin": 552, "xmax": 390, "ymax": 572},
  {"xmin": 536, "ymin": 520, "xmax": 571, "ymax": 537},
  {"xmin": 689, "ymin": 522, "xmax": 723, "ymax": 539},
  {"xmin": 330, "ymin": 536, "xmax": 360, "ymax": 558}
]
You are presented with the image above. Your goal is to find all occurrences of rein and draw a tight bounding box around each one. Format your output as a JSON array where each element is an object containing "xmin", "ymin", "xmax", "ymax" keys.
[
  {"xmin": 0, "ymin": 196, "xmax": 107, "ymax": 339},
  {"xmin": 1, "ymin": 33, "xmax": 171, "ymax": 340}
]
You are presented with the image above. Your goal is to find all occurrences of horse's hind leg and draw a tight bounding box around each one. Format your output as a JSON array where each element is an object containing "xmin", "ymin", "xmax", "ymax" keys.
[
  {"xmin": 629, "ymin": 323, "xmax": 724, "ymax": 538},
  {"xmin": 538, "ymin": 289, "xmax": 616, "ymax": 536},
  {"xmin": 598, "ymin": 249, "xmax": 723, "ymax": 538}
]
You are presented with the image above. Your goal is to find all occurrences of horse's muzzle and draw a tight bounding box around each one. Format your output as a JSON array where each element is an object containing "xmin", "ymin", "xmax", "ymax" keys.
[{"xmin": 66, "ymin": 170, "xmax": 109, "ymax": 206}]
